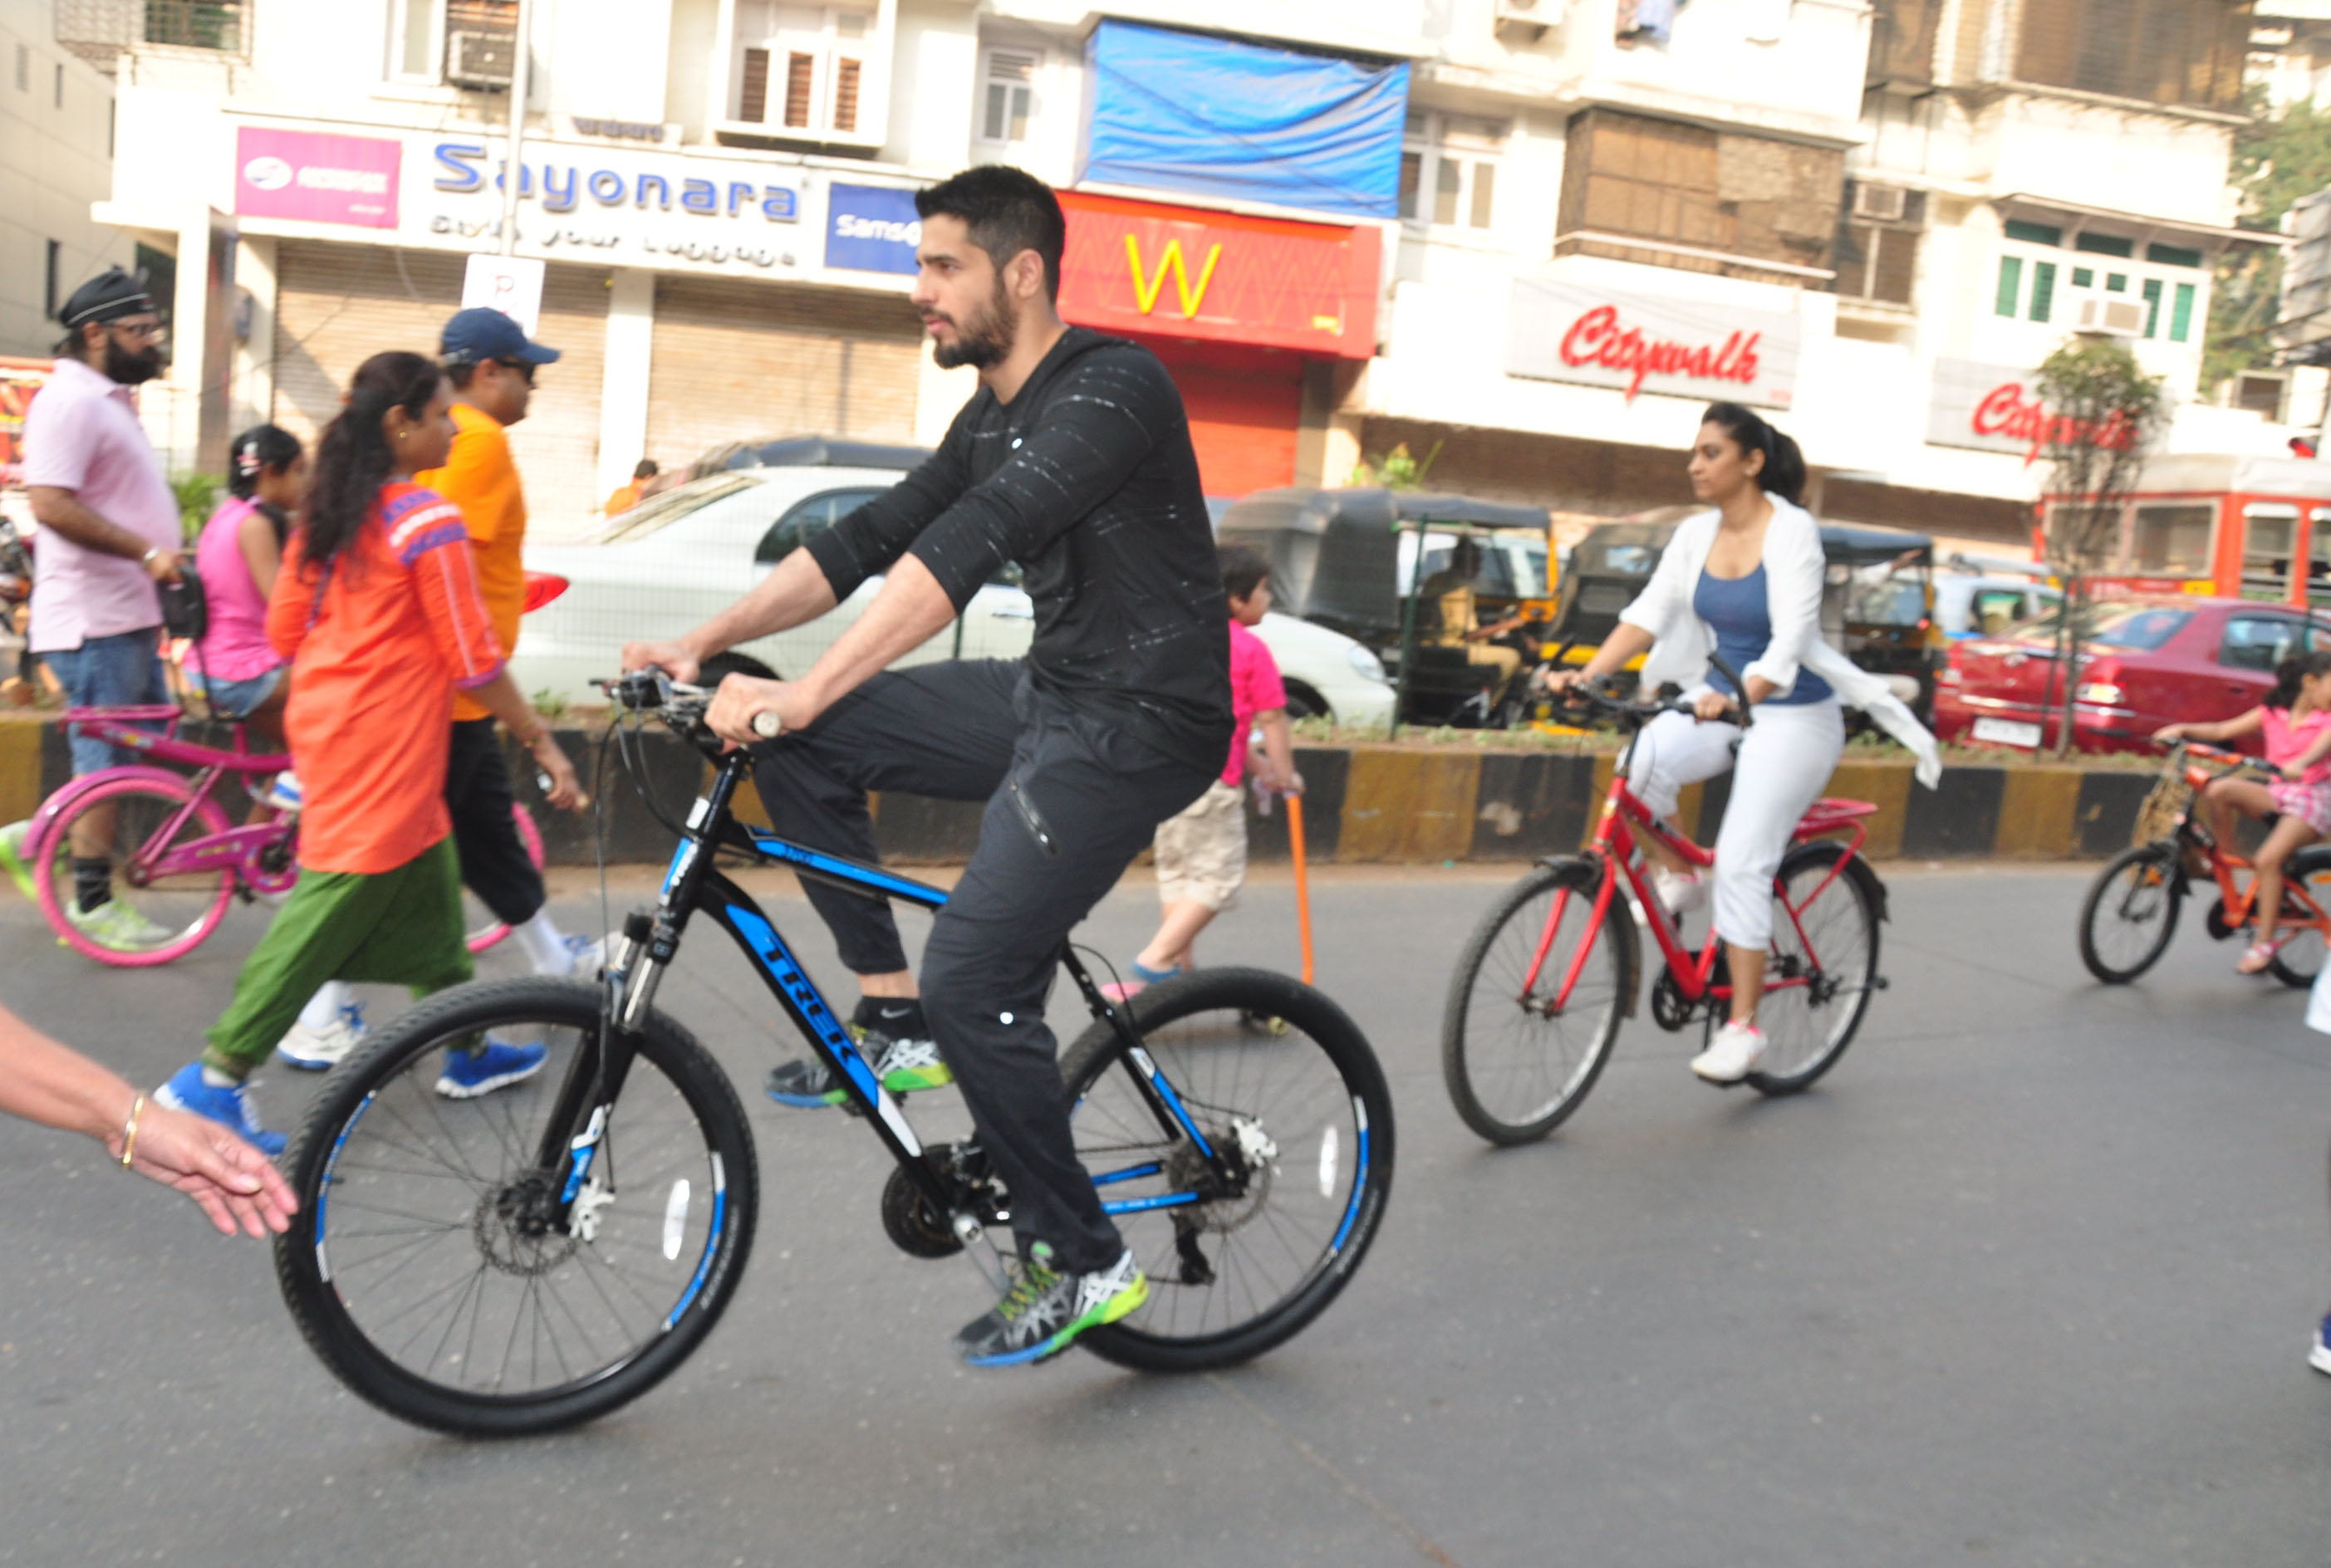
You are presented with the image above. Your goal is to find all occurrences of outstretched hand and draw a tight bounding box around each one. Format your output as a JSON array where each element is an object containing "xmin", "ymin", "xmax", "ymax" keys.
[{"xmin": 121, "ymin": 1103, "xmax": 299, "ymax": 1237}]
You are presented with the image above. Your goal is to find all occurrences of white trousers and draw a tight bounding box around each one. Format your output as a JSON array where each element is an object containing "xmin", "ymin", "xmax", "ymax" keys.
[{"xmin": 1626, "ymin": 700, "xmax": 1846, "ymax": 948}]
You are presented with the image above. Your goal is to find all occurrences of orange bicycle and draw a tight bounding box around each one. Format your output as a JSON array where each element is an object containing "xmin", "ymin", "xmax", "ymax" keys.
[
  {"xmin": 2077, "ymin": 739, "xmax": 2331, "ymax": 986},
  {"xmin": 1441, "ymin": 679, "xmax": 1889, "ymax": 1145}
]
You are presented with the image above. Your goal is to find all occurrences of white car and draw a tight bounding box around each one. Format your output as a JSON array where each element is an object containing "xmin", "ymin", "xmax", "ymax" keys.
[{"xmin": 514, "ymin": 463, "xmax": 1395, "ymax": 727}]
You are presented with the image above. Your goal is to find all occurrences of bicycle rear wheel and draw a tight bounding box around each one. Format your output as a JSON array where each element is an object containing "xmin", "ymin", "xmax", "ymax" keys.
[
  {"xmin": 32, "ymin": 772, "xmax": 235, "ymax": 966},
  {"xmin": 1440, "ymin": 857, "xmax": 1630, "ymax": 1145},
  {"xmin": 464, "ymin": 805, "xmax": 548, "ymax": 955},
  {"xmin": 1062, "ymin": 968, "xmax": 1393, "ymax": 1373},
  {"xmin": 1744, "ymin": 841, "xmax": 1880, "ymax": 1096},
  {"xmin": 2078, "ymin": 842, "xmax": 2183, "ymax": 984},
  {"xmin": 274, "ymin": 978, "xmax": 758, "ymax": 1436}
]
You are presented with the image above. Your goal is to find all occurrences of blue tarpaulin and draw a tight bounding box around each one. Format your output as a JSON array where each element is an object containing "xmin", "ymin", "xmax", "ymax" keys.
[{"xmin": 1078, "ymin": 21, "xmax": 1408, "ymax": 221}]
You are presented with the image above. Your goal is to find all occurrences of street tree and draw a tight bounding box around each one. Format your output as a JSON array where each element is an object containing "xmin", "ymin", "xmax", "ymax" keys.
[{"xmin": 2034, "ymin": 337, "xmax": 2169, "ymax": 757}]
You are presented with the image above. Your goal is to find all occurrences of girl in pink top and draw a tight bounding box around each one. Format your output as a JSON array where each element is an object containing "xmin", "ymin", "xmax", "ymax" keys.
[
  {"xmin": 2157, "ymin": 649, "xmax": 2331, "ymax": 973},
  {"xmin": 187, "ymin": 425, "xmax": 305, "ymax": 746}
]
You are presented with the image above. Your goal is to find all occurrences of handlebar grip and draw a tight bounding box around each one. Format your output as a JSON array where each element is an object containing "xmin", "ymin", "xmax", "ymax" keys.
[{"xmin": 750, "ymin": 711, "xmax": 783, "ymax": 740}]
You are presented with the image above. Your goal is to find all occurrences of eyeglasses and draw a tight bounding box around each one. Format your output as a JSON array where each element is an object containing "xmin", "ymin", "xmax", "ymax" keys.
[
  {"xmin": 107, "ymin": 321, "xmax": 164, "ymax": 343},
  {"xmin": 494, "ymin": 358, "xmax": 537, "ymax": 387}
]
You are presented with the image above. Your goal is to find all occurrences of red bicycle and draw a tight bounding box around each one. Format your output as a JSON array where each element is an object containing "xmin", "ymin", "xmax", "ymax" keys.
[{"xmin": 1441, "ymin": 681, "xmax": 1890, "ymax": 1144}]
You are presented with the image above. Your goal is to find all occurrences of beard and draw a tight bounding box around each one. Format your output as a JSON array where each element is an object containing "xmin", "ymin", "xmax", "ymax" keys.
[
  {"xmin": 103, "ymin": 337, "xmax": 164, "ymax": 386},
  {"xmin": 927, "ymin": 275, "xmax": 1016, "ymax": 370}
]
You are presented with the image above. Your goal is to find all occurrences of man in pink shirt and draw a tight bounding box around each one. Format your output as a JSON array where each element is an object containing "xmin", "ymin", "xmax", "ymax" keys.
[
  {"xmin": 0, "ymin": 270, "xmax": 185, "ymax": 947},
  {"xmin": 1109, "ymin": 543, "xmax": 1304, "ymax": 992}
]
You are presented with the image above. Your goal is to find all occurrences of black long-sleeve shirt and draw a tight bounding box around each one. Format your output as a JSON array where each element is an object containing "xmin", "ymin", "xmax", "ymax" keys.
[{"xmin": 805, "ymin": 327, "xmax": 1233, "ymax": 771}]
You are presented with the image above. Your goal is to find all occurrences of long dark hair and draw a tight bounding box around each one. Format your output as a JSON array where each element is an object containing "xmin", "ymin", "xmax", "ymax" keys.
[
  {"xmin": 301, "ymin": 352, "xmax": 442, "ymax": 574},
  {"xmin": 2268, "ymin": 650, "xmax": 2331, "ymax": 711},
  {"xmin": 1702, "ymin": 402, "xmax": 1808, "ymax": 507}
]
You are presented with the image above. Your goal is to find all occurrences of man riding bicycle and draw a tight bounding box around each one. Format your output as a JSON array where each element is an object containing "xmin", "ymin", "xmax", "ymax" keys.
[{"xmin": 621, "ymin": 165, "xmax": 1231, "ymax": 1368}]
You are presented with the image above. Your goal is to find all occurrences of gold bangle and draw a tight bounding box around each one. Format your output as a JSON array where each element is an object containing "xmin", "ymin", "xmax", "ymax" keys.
[{"xmin": 119, "ymin": 1092, "xmax": 145, "ymax": 1169}]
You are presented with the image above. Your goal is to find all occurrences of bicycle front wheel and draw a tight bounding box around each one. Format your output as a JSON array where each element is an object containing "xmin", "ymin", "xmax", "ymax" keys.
[
  {"xmin": 32, "ymin": 772, "xmax": 235, "ymax": 965},
  {"xmin": 1062, "ymin": 968, "xmax": 1393, "ymax": 1373},
  {"xmin": 1745, "ymin": 841, "xmax": 1881, "ymax": 1096},
  {"xmin": 2266, "ymin": 845, "xmax": 2331, "ymax": 988},
  {"xmin": 2078, "ymin": 842, "xmax": 2183, "ymax": 984},
  {"xmin": 1440, "ymin": 857, "xmax": 1629, "ymax": 1145},
  {"xmin": 274, "ymin": 978, "xmax": 758, "ymax": 1436}
]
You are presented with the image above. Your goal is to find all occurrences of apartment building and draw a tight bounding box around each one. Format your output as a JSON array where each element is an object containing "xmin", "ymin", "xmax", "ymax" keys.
[{"xmin": 69, "ymin": 0, "xmax": 2305, "ymax": 544}]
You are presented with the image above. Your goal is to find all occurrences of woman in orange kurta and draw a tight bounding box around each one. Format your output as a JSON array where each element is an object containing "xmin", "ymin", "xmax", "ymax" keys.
[{"xmin": 155, "ymin": 352, "xmax": 579, "ymax": 1153}]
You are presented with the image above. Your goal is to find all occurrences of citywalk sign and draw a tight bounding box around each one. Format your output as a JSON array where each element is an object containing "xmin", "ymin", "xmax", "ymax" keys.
[
  {"xmin": 1926, "ymin": 358, "xmax": 2139, "ymax": 465},
  {"xmin": 1053, "ymin": 191, "xmax": 1377, "ymax": 358},
  {"xmin": 1505, "ymin": 277, "xmax": 1801, "ymax": 409}
]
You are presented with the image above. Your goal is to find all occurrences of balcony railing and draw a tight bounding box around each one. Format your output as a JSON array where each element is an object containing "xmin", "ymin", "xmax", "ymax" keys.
[{"xmin": 56, "ymin": 0, "xmax": 246, "ymax": 71}]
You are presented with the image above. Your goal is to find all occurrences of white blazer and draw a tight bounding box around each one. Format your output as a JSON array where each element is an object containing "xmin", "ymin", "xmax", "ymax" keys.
[{"xmin": 1617, "ymin": 498, "xmax": 1943, "ymax": 788}]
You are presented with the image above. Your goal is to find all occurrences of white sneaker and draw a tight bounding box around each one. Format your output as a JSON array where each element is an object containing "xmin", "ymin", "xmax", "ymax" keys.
[
  {"xmin": 1652, "ymin": 868, "xmax": 1708, "ymax": 917},
  {"xmin": 1691, "ymin": 1021, "xmax": 1766, "ymax": 1084},
  {"xmin": 277, "ymin": 1002, "xmax": 368, "ymax": 1071},
  {"xmin": 259, "ymin": 770, "xmax": 303, "ymax": 814}
]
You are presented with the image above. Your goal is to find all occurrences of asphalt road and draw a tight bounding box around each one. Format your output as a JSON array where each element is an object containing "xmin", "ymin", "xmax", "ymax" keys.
[{"xmin": 2, "ymin": 859, "xmax": 2327, "ymax": 1567}]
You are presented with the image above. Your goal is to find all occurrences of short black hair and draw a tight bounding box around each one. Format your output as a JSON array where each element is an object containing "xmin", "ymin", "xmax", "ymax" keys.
[
  {"xmin": 915, "ymin": 165, "xmax": 1065, "ymax": 301},
  {"xmin": 633, "ymin": 459, "xmax": 659, "ymax": 479},
  {"xmin": 1219, "ymin": 542, "xmax": 1271, "ymax": 603},
  {"xmin": 444, "ymin": 360, "xmax": 479, "ymax": 390}
]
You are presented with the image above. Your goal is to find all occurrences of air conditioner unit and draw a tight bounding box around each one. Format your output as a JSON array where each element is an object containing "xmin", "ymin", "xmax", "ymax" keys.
[
  {"xmin": 447, "ymin": 28, "xmax": 515, "ymax": 90},
  {"xmin": 1852, "ymin": 183, "xmax": 1908, "ymax": 223},
  {"xmin": 2074, "ymin": 295, "xmax": 2146, "ymax": 336},
  {"xmin": 1494, "ymin": 0, "xmax": 1558, "ymax": 42}
]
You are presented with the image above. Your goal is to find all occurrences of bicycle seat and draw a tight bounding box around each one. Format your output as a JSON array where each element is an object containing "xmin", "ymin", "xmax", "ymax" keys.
[{"xmin": 1794, "ymin": 798, "xmax": 1880, "ymax": 838}]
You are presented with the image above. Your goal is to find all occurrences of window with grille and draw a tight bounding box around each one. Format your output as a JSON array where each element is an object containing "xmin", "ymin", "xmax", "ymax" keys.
[
  {"xmin": 979, "ymin": 47, "xmax": 1037, "ymax": 145},
  {"xmin": 732, "ymin": 3, "xmax": 874, "ymax": 137},
  {"xmin": 1399, "ymin": 113, "xmax": 1504, "ymax": 233},
  {"xmin": 1556, "ymin": 108, "xmax": 1843, "ymax": 277},
  {"xmin": 1833, "ymin": 184, "xmax": 1925, "ymax": 306},
  {"xmin": 2012, "ymin": 0, "xmax": 2251, "ymax": 113}
]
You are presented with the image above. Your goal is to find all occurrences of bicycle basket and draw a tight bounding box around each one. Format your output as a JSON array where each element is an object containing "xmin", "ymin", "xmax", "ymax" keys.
[{"xmin": 2132, "ymin": 768, "xmax": 2192, "ymax": 848}]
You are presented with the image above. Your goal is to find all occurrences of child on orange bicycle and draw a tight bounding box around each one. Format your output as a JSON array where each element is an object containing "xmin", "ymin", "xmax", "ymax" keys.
[{"xmin": 2154, "ymin": 650, "xmax": 2331, "ymax": 975}]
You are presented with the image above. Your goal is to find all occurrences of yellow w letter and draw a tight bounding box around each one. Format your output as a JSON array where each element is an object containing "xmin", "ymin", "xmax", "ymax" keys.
[{"xmin": 1124, "ymin": 235, "xmax": 1222, "ymax": 318}]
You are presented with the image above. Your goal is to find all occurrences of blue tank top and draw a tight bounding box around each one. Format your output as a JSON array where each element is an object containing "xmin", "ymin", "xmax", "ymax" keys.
[{"xmin": 1693, "ymin": 563, "xmax": 1833, "ymax": 706}]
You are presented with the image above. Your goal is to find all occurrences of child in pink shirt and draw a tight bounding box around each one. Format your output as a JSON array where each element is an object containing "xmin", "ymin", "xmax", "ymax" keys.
[
  {"xmin": 1108, "ymin": 545, "xmax": 1303, "ymax": 996},
  {"xmin": 186, "ymin": 425, "xmax": 305, "ymax": 743},
  {"xmin": 2156, "ymin": 649, "xmax": 2331, "ymax": 973}
]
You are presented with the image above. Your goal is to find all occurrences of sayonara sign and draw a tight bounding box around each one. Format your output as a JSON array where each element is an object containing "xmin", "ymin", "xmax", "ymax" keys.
[
  {"xmin": 235, "ymin": 126, "xmax": 400, "ymax": 228},
  {"xmin": 1504, "ymin": 278, "xmax": 1800, "ymax": 409},
  {"xmin": 1926, "ymin": 358, "xmax": 2138, "ymax": 465},
  {"xmin": 1053, "ymin": 191, "xmax": 1377, "ymax": 358}
]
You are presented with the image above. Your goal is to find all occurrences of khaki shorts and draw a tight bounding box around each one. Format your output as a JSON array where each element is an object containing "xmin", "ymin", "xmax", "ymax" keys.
[{"xmin": 1155, "ymin": 779, "xmax": 1248, "ymax": 912}]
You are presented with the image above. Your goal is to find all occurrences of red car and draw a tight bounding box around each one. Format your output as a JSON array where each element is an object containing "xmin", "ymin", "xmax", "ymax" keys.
[{"xmin": 1933, "ymin": 594, "xmax": 2331, "ymax": 755}]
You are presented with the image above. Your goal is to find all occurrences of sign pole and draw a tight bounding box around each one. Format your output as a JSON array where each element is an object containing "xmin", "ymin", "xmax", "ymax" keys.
[{"xmin": 499, "ymin": 0, "xmax": 534, "ymax": 257}]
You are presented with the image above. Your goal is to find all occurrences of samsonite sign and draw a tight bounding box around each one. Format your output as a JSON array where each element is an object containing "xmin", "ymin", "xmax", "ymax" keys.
[{"xmin": 1505, "ymin": 278, "xmax": 1800, "ymax": 409}]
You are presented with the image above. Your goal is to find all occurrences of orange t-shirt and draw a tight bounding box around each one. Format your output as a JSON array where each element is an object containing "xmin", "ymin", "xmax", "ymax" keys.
[
  {"xmin": 604, "ymin": 481, "xmax": 640, "ymax": 517},
  {"xmin": 266, "ymin": 483, "xmax": 507, "ymax": 875},
  {"xmin": 416, "ymin": 403, "xmax": 526, "ymax": 723}
]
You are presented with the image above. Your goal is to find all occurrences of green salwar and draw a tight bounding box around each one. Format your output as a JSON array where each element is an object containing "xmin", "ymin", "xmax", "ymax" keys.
[{"xmin": 203, "ymin": 836, "xmax": 473, "ymax": 1076}]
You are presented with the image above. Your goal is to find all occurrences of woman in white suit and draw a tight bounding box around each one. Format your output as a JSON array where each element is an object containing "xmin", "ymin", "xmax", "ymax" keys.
[{"xmin": 1548, "ymin": 403, "xmax": 1939, "ymax": 1085}]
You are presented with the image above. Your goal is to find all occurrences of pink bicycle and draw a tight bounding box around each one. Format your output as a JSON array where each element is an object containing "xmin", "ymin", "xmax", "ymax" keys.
[{"xmin": 25, "ymin": 705, "xmax": 543, "ymax": 967}]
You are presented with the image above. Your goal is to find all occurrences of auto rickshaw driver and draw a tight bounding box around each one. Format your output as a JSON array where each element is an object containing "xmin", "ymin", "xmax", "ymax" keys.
[{"xmin": 1419, "ymin": 536, "xmax": 1529, "ymax": 708}]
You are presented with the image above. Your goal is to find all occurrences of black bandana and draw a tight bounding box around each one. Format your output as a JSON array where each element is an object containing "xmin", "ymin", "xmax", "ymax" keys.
[{"xmin": 61, "ymin": 268, "xmax": 157, "ymax": 330}]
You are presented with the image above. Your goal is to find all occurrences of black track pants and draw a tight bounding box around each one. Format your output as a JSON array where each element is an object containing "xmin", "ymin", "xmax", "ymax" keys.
[
  {"xmin": 752, "ymin": 659, "xmax": 1214, "ymax": 1272},
  {"xmin": 445, "ymin": 718, "xmax": 547, "ymax": 929}
]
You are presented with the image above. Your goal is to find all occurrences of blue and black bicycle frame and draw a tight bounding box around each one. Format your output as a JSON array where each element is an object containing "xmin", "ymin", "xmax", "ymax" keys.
[{"xmin": 529, "ymin": 733, "xmax": 1246, "ymax": 1247}]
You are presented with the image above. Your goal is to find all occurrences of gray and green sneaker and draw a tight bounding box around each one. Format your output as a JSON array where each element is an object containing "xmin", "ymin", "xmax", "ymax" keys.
[
  {"xmin": 0, "ymin": 820, "xmax": 33, "ymax": 902},
  {"xmin": 763, "ymin": 1001, "xmax": 951, "ymax": 1108},
  {"xmin": 955, "ymin": 1244, "xmax": 1148, "ymax": 1368}
]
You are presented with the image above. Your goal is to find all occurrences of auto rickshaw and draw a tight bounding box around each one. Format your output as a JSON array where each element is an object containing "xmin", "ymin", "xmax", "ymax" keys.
[
  {"xmin": 1545, "ymin": 511, "xmax": 1942, "ymax": 719},
  {"xmin": 1215, "ymin": 486, "xmax": 1556, "ymax": 728}
]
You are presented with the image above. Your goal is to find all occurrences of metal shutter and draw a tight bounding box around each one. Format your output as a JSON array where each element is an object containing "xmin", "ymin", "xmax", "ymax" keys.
[
  {"xmin": 643, "ymin": 275, "xmax": 922, "ymax": 472},
  {"xmin": 271, "ymin": 241, "xmax": 611, "ymax": 538}
]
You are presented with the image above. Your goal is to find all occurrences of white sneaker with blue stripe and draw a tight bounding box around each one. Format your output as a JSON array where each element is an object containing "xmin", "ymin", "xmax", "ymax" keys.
[{"xmin": 277, "ymin": 1000, "xmax": 368, "ymax": 1071}]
